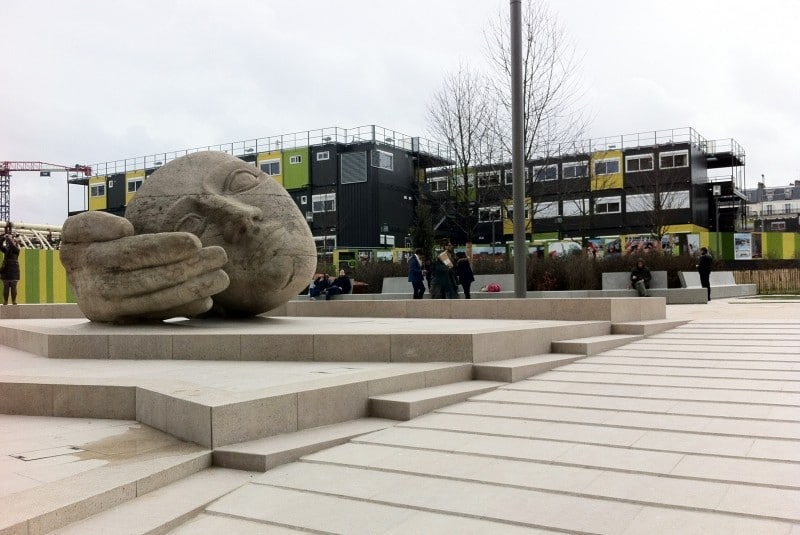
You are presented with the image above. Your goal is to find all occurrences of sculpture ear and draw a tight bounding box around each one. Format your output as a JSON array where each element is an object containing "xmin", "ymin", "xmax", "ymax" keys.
[{"xmin": 161, "ymin": 196, "xmax": 208, "ymax": 237}]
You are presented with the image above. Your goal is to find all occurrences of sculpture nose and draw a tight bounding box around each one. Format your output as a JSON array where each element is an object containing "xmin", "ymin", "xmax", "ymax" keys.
[{"xmin": 221, "ymin": 202, "xmax": 263, "ymax": 244}]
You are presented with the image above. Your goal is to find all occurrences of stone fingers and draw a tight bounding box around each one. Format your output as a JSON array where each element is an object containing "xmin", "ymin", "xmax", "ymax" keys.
[
  {"xmin": 84, "ymin": 270, "xmax": 230, "ymax": 322},
  {"xmin": 85, "ymin": 233, "xmax": 221, "ymax": 271},
  {"xmin": 61, "ymin": 211, "xmax": 135, "ymax": 243},
  {"xmin": 93, "ymin": 248, "xmax": 229, "ymax": 299}
]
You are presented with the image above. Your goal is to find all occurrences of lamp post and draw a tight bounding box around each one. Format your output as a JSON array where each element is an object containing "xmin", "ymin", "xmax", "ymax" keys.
[
  {"xmin": 712, "ymin": 184, "xmax": 721, "ymax": 255},
  {"xmin": 555, "ymin": 215, "xmax": 563, "ymax": 241},
  {"xmin": 491, "ymin": 216, "xmax": 496, "ymax": 255}
]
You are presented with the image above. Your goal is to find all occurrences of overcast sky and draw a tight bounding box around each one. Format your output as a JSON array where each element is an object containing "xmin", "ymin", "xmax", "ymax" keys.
[{"xmin": 2, "ymin": 0, "xmax": 798, "ymax": 225}]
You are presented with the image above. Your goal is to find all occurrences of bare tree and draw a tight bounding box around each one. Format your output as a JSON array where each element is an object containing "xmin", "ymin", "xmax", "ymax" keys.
[
  {"xmin": 426, "ymin": 1, "xmax": 587, "ymax": 245},
  {"xmin": 485, "ymin": 0, "xmax": 586, "ymax": 162},
  {"xmin": 625, "ymin": 164, "xmax": 691, "ymax": 244},
  {"xmin": 427, "ymin": 64, "xmax": 495, "ymax": 243}
]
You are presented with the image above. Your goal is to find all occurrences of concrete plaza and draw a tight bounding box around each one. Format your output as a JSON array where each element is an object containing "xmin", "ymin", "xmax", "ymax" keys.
[{"xmin": 0, "ymin": 296, "xmax": 798, "ymax": 534}]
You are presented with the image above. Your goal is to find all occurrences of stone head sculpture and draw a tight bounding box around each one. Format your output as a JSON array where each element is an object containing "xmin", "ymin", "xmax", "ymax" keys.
[{"xmin": 61, "ymin": 151, "xmax": 317, "ymax": 322}]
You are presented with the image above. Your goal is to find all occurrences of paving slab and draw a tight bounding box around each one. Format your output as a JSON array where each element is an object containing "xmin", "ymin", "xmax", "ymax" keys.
[
  {"xmin": 1, "ymin": 297, "xmax": 800, "ymax": 534},
  {"xmin": 50, "ymin": 467, "xmax": 255, "ymax": 535}
]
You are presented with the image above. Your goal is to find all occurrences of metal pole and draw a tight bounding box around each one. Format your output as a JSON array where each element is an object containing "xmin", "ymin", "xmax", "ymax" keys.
[
  {"xmin": 510, "ymin": 0, "xmax": 527, "ymax": 298},
  {"xmin": 716, "ymin": 203, "xmax": 720, "ymax": 256}
]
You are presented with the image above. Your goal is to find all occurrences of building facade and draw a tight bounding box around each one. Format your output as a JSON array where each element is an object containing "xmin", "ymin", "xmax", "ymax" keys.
[
  {"xmin": 425, "ymin": 127, "xmax": 746, "ymax": 256},
  {"xmin": 70, "ymin": 126, "xmax": 452, "ymax": 263},
  {"xmin": 72, "ymin": 125, "xmax": 762, "ymax": 260},
  {"xmin": 745, "ymin": 180, "xmax": 800, "ymax": 233}
]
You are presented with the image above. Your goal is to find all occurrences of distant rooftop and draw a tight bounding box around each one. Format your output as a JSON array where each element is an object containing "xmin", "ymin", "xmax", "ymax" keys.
[
  {"xmin": 76, "ymin": 125, "xmax": 745, "ymax": 189},
  {"xmin": 78, "ymin": 125, "xmax": 454, "ymax": 181}
]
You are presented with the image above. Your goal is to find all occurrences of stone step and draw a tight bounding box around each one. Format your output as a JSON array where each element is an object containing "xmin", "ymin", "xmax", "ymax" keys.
[
  {"xmin": 49, "ymin": 467, "xmax": 253, "ymax": 535},
  {"xmin": 0, "ymin": 445, "xmax": 210, "ymax": 535},
  {"xmin": 369, "ymin": 380, "xmax": 505, "ymax": 421},
  {"xmin": 248, "ymin": 460, "xmax": 799, "ymax": 531},
  {"xmin": 473, "ymin": 353, "xmax": 586, "ymax": 383},
  {"xmin": 212, "ymin": 418, "xmax": 398, "ymax": 472},
  {"xmin": 611, "ymin": 319, "xmax": 689, "ymax": 336},
  {"xmin": 552, "ymin": 334, "xmax": 643, "ymax": 355}
]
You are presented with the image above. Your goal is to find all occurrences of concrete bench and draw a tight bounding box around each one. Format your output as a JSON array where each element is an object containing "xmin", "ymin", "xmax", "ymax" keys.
[
  {"xmin": 602, "ymin": 271, "xmax": 707, "ymax": 304},
  {"xmin": 679, "ymin": 271, "xmax": 757, "ymax": 299}
]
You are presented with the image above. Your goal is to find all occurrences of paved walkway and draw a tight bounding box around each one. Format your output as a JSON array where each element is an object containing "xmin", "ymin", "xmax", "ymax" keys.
[{"xmin": 1, "ymin": 297, "xmax": 799, "ymax": 534}]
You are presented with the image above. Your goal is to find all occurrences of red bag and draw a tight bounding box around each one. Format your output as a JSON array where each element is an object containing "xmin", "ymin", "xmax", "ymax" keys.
[{"xmin": 486, "ymin": 283, "xmax": 501, "ymax": 292}]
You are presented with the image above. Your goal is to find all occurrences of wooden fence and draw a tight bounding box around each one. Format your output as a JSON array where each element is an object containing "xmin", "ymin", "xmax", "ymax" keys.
[{"xmin": 734, "ymin": 269, "xmax": 800, "ymax": 294}]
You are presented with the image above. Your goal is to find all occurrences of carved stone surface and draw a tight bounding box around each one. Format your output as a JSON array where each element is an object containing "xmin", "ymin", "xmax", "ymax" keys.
[{"xmin": 61, "ymin": 152, "xmax": 316, "ymax": 322}]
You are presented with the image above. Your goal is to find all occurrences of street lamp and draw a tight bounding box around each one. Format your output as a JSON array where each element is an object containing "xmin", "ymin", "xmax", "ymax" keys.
[{"xmin": 713, "ymin": 184, "xmax": 721, "ymax": 255}]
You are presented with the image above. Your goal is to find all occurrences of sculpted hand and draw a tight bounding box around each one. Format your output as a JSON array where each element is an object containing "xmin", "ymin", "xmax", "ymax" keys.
[{"xmin": 60, "ymin": 211, "xmax": 229, "ymax": 322}]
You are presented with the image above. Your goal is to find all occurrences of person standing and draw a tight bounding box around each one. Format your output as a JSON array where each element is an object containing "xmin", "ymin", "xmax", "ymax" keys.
[
  {"xmin": 0, "ymin": 226, "xmax": 21, "ymax": 305},
  {"xmin": 408, "ymin": 248, "xmax": 425, "ymax": 299},
  {"xmin": 630, "ymin": 259, "xmax": 652, "ymax": 297},
  {"xmin": 430, "ymin": 255, "xmax": 459, "ymax": 299},
  {"xmin": 697, "ymin": 246, "xmax": 713, "ymax": 302},
  {"xmin": 455, "ymin": 251, "xmax": 475, "ymax": 299}
]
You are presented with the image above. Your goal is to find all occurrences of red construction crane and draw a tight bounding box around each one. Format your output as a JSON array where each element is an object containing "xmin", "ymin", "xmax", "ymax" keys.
[{"xmin": 0, "ymin": 161, "xmax": 92, "ymax": 223}]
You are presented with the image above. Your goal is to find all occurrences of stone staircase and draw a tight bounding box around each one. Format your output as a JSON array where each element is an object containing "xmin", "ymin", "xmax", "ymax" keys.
[
  {"xmin": 182, "ymin": 323, "xmax": 676, "ymax": 475},
  {"xmin": 0, "ymin": 311, "xmax": 686, "ymax": 534},
  {"xmin": 1, "ymin": 444, "xmax": 211, "ymax": 535}
]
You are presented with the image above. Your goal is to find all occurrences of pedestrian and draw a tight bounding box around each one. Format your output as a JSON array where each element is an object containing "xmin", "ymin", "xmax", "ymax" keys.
[
  {"xmin": 430, "ymin": 255, "xmax": 458, "ymax": 299},
  {"xmin": 325, "ymin": 269, "xmax": 351, "ymax": 300},
  {"xmin": 630, "ymin": 259, "xmax": 652, "ymax": 297},
  {"xmin": 423, "ymin": 257, "xmax": 433, "ymax": 293},
  {"xmin": 0, "ymin": 225, "xmax": 21, "ymax": 305},
  {"xmin": 407, "ymin": 248, "xmax": 425, "ymax": 299},
  {"xmin": 697, "ymin": 246, "xmax": 713, "ymax": 302},
  {"xmin": 455, "ymin": 251, "xmax": 475, "ymax": 299}
]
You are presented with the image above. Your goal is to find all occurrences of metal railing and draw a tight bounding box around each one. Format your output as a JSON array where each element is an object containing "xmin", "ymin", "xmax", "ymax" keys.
[{"xmin": 87, "ymin": 125, "xmax": 453, "ymax": 178}]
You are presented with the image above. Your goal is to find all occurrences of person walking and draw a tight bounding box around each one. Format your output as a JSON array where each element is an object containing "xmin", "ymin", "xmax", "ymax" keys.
[
  {"xmin": 0, "ymin": 226, "xmax": 21, "ymax": 305},
  {"xmin": 407, "ymin": 248, "xmax": 425, "ymax": 299},
  {"xmin": 630, "ymin": 259, "xmax": 652, "ymax": 297},
  {"xmin": 455, "ymin": 251, "xmax": 475, "ymax": 299},
  {"xmin": 697, "ymin": 246, "xmax": 713, "ymax": 302}
]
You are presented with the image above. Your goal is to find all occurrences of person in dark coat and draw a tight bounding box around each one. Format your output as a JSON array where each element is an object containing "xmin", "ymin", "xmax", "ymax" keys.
[
  {"xmin": 407, "ymin": 248, "xmax": 425, "ymax": 299},
  {"xmin": 308, "ymin": 273, "xmax": 330, "ymax": 300},
  {"xmin": 455, "ymin": 251, "xmax": 475, "ymax": 299},
  {"xmin": 630, "ymin": 259, "xmax": 652, "ymax": 297},
  {"xmin": 430, "ymin": 256, "xmax": 458, "ymax": 299},
  {"xmin": 325, "ymin": 269, "xmax": 352, "ymax": 300},
  {"xmin": 697, "ymin": 246, "xmax": 713, "ymax": 302},
  {"xmin": 0, "ymin": 227, "xmax": 21, "ymax": 305}
]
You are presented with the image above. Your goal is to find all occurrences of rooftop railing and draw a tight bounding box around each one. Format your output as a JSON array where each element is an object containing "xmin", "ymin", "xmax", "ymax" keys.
[
  {"xmin": 83, "ymin": 125, "xmax": 744, "ymax": 179},
  {"xmin": 86, "ymin": 125, "xmax": 453, "ymax": 178}
]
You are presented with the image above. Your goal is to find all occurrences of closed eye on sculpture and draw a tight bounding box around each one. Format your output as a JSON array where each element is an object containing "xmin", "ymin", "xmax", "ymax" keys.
[
  {"xmin": 224, "ymin": 170, "xmax": 261, "ymax": 194},
  {"xmin": 174, "ymin": 213, "xmax": 207, "ymax": 237}
]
